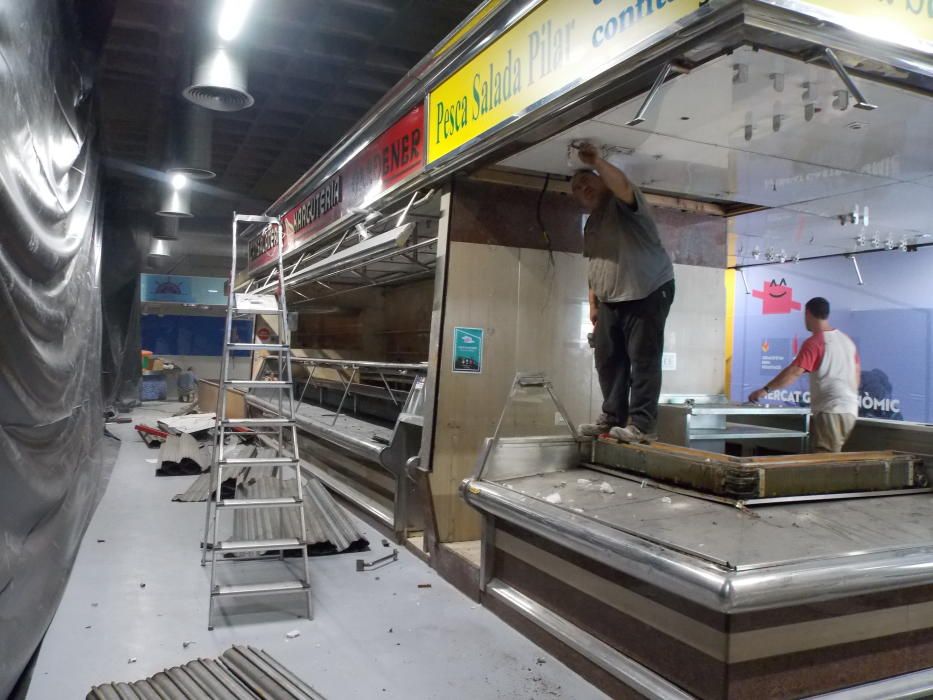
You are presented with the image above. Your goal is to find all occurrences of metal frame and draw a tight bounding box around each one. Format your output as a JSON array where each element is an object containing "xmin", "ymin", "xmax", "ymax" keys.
[
  {"xmin": 252, "ymin": 354, "xmax": 430, "ymax": 539},
  {"xmin": 244, "ymin": 190, "xmax": 439, "ymax": 296},
  {"xmin": 462, "ymin": 478, "xmax": 933, "ymax": 613},
  {"xmin": 201, "ymin": 213, "xmax": 313, "ymax": 630},
  {"xmin": 243, "ymin": 0, "xmax": 933, "ymax": 287}
]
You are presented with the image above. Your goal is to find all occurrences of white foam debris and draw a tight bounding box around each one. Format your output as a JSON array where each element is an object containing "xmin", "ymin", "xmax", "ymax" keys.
[
  {"xmin": 599, "ymin": 482, "xmax": 615, "ymax": 494},
  {"xmin": 661, "ymin": 496, "xmax": 673, "ymax": 504},
  {"xmin": 544, "ymin": 493, "xmax": 562, "ymax": 505},
  {"xmin": 626, "ymin": 493, "xmax": 633, "ymax": 498},
  {"xmin": 285, "ymin": 630, "xmax": 301, "ymax": 639},
  {"xmin": 576, "ymin": 478, "xmax": 592, "ymax": 487},
  {"xmin": 572, "ymin": 508, "xmax": 584, "ymax": 513}
]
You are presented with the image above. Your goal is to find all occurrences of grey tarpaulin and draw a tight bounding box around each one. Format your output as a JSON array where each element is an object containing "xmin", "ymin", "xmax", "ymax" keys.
[{"xmin": 0, "ymin": 1, "xmax": 109, "ymax": 696}]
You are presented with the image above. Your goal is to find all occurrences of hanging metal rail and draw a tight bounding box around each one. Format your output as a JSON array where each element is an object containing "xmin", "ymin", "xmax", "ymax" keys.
[{"xmin": 242, "ymin": 189, "xmax": 438, "ymax": 297}]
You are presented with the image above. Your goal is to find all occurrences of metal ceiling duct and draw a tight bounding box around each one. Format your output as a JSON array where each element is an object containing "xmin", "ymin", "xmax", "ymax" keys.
[
  {"xmin": 182, "ymin": 43, "xmax": 254, "ymax": 112},
  {"xmin": 167, "ymin": 101, "xmax": 216, "ymax": 179},
  {"xmin": 153, "ymin": 215, "xmax": 179, "ymax": 240},
  {"xmin": 156, "ymin": 184, "xmax": 193, "ymax": 217}
]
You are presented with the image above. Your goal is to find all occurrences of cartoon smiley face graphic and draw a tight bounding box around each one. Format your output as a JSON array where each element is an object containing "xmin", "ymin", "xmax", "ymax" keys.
[{"xmin": 752, "ymin": 278, "xmax": 802, "ymax": 315}]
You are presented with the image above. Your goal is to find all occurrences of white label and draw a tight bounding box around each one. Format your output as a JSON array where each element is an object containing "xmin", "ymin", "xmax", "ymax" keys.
[
  {"xmin": 662, "ymin": 352, "xmax": 677, "ymax": 371},
  {"xmin": 554, "ymin": 412, "xmax": 567, "ymax": 426}
]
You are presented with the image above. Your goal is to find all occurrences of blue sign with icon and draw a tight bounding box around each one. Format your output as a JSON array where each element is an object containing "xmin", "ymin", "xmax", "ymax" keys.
[{"xmin": 453, "ymin": 327, "xmax": 484, "ymax": 374}]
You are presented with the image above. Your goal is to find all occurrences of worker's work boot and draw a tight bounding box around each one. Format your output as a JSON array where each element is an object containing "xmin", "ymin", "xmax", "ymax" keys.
[
  {"xmin": 578, "ymin": 415, "xmax": 615, "ymax": 437},
  {"xmin": 609, "ymin": 425, "xmax": 657, "ymax": 444}
]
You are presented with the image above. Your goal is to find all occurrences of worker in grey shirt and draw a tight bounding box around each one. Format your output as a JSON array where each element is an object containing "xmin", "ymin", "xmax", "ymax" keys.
[{"xmin": 572, "ymin": 143, "xmax": 675, "ymax": 443}]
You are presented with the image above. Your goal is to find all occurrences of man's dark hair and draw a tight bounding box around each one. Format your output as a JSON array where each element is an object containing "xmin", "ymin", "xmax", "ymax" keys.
[{"xmin": 805, "ymin": 297, "xmax": 830, "ymax": 319}]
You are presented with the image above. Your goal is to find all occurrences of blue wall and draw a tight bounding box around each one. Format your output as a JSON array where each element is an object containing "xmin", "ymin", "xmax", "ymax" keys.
[
  {"xmin": 141, "ymin": 315, "xmax": 253, "ymax": 357},
  {"xmin": 731, "ymin": 249, "xmax": 932, "ymax": 424}
]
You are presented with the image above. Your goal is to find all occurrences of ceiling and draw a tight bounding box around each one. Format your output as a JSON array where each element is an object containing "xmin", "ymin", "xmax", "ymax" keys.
[
  {"xmin": 500, "ymin": 45, "xmax": 933, "ymax": 265},
  {"xmin": 96, "ymin": 0, "xmax": 480, "ymax": 275}
]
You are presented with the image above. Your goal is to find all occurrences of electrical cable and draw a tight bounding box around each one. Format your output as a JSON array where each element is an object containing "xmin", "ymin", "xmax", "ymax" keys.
[{"xmin": 536, "ymin": 173, "xmax": 555, "ymax": 266}]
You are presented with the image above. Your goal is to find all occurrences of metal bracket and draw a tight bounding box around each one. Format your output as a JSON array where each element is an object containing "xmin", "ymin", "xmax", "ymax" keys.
[
  {"xmin": 845, "ymin": 254, "xmax": 864, "ymax": 285},
  {"xmin": 356, "ymin": 549, "xmax": 398, "ymax": 571},
  {"xmin": 626, "ymin": 63, "xmax": 675, "ymax": 126},
  {"xmin": 823, "ymin": 48, "xmax": 878, "ymax": 111}
]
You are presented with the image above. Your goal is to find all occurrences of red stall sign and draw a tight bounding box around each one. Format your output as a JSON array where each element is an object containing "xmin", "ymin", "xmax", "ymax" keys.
[{"xmin": 248, "ymin": 104, "xmax": 425, "ymax": 273}]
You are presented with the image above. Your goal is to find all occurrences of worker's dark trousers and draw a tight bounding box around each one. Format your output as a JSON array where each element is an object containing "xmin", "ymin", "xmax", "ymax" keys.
[{"xmin": 594, "ymin": 280, "xmax": 674, "ymax": 433}]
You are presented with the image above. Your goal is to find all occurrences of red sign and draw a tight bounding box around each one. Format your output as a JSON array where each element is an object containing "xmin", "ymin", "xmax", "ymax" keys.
[
  {"xmin": 752, "ymin": 278, "xmax": 802, "ymax": 315},
  {"xmin": 248, "ymin": 104, "xmax": 425, "ymax": 273},
  {"xmin": 256, "ymin": 327, "xmax": 271, "ymax": 342}
]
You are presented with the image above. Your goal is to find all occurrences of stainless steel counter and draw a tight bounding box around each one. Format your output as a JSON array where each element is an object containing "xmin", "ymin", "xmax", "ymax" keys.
[
  {"xmin": 462, "ymin": 433, "xmax": 933, "ymax": 613},
  {"xmin": 658, "ymin": 401, "xmax": 810, "ymax": 452}
]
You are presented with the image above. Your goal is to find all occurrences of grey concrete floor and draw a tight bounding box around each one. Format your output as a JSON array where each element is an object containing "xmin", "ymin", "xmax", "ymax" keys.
[{"xmin": 28, "ymin": 404, "xmax": 608, "ymax": 700}]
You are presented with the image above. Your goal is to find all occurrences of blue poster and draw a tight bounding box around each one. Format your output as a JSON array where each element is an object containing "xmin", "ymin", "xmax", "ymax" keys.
[
  {"xmin": 453, "ymin": 327, "xmax": 484, "ymax": 374},
  {"xmin": 140, "ymin": 274, "xmax": 228, "ymax": 305}
]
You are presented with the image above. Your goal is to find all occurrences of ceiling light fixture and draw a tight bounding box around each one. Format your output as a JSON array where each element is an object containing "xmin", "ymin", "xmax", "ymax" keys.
[
  {"xmin": 156, "ymin": 183, "xmax": 193, "ymax": 217},
  {"xmin": 217, "ymin": 0, "xmax": 254, "ymax": 42},
  {"xmin": 149, "ymin": 238, "xmax": 171, "ymax": 257},
  {"xmin": 171, "ymin": 172, "xmax": 189, "ymax": 190}
]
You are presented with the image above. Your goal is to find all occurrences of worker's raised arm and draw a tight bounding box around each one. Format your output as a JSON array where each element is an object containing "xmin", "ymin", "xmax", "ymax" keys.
[
  {"xmin": 749, "ymin": 364, "xmax": 806, "ymax": 403},
  {"xmin": 577, "ymin": 143, "xmax": 636, "ymax": 207}
]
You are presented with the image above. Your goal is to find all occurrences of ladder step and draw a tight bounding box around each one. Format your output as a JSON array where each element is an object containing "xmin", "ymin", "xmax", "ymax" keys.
[
  {"xmin": 218, "ymin": 497, "xmax": 302, "ymax": 509},
  {"xmin": 219, "ymin": 457, "xmax": 299, "ymax": 467},
  {"xmin": 216, "ymin": 538, "xmax": 304, "ymax": 553},
  {"xmin": 228, "ymin": 343, "xmax": 288, "ymax": 351},
  {"xmin": 222, "ymin": 418, "xmax": 293, "ymax": 427},
  {"xmin": 213, "ymin": 581, "xmax": 308, "ymax": 598},
  {"xmin": 225, "ymin": 380, "xmax": 292, "ymax": 389}
]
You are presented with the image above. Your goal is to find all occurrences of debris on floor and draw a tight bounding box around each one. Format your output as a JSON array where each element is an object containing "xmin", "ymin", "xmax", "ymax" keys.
[
  {"xmin": 356, "ymin": 549, "xmax": 398, "ymax": 572},
  {"xmin": 544, "ymin": 492, "xmax": 562, "ymax": 504},
  {"xmin": 134, "ymin": 423, "xmax": 168, "ymax": 447},
  {"xmin": 88, "ymin": 645, "xmax": 327, "ymax": 699},
  {"xmin": 155, "ymin": 432, "xmax": 207, "ymax": 476},
  {"xmin": 417, "ymin": 583, "xmax": 432, "ymax": 589},
  {"xmin": 286, "ymin": 630, "xmax": 301, "ymax": 640},
  {"xmin": 599, "ymin": 482, "xmax": 615, "ymax": 494}
]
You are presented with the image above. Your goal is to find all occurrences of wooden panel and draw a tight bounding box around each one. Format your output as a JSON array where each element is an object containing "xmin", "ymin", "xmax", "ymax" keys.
[
  {"xmin": 381, "ymin": 279, "xmax": 433, "ymax": 362},
  {"xmin": 196, "ymin": 379, "xmax": 246, "ymax": 418},
  {"xmin": 452, "ymin": 175, "xmax": 728, "ymax": 268},
  {"xmin": 450, "ymin": 177, "xmax": 584, "ymax": 253},
  {"xmin": 431, "ymin": 241, "xmax": 520, "ymax": 542}
]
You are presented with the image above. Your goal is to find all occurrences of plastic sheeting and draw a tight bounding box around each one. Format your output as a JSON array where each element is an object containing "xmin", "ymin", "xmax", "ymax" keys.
[{"xmin": 0, "ymin": 1, "xmax": 108, "ymax": 696}]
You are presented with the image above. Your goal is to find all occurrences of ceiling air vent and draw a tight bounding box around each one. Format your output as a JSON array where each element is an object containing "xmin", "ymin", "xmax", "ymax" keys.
[{"xmin": 183, "ymin": 45, "xmax": 254, "ymax": 112}]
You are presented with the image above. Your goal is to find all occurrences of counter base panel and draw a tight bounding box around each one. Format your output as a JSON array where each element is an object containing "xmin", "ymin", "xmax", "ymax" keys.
[{"xmin": 488, "ymin": 517, "xmax": 933, "ymax": 699}]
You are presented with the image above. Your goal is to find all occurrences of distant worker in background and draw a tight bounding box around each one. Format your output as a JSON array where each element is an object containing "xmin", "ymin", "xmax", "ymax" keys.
[
  {"xmin": 177, "ymin": 366, "xmax": 197, "ymax": 403},
  {"xmin": 750, "ymin": 297, "xmax": 860, "ymax": 452},
  {"xmin": 572, "ymin": 142, "xmax": 675, "ymax": 444}
]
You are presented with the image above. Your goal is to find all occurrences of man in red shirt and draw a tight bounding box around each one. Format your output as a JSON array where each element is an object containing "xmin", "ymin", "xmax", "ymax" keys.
[{"xmin": 749, "ymin": 297, "xmax": 860, "ymax": 452}]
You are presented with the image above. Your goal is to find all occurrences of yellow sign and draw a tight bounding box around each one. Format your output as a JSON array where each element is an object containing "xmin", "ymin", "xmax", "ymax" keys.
[
  {"xmin": 427, "ymin": 0, "xmax": 697, "ymax": 163},
  {"xmin": 783, "ymin": 0, "xmax": 933, "ymax": 47}
]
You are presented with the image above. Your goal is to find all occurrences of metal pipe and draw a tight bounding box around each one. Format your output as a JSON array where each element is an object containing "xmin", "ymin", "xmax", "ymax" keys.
[
  {"xmin": 823, "ymin": 48, "xmax": 878, "ymax": 110},
  {"xmin": 290, "ymin": 358, "xmax": 425, "ymax": 372},
  {"xmin": 739, "ymin": 268, "xmax": 751, "ymax": 294},
  {"xmin": 626, "ymin": 62, "xmax": 674, "ymax": 126},
  {"xmin": 846, "ymin": 254, "xmax": 865, "ymax": 285}
]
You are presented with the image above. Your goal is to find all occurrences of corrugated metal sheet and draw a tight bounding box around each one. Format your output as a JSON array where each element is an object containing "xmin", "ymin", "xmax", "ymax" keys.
[
  {"xmin": 87, "ymin": 645, "xmax": 326, "ymax": 699},
  {"xmin": 173, "ymin": 444, "xmax": 366, "ymax": 554},
  {"xmin": 231, "ymin": 476, "xmax": 367, "ymax": 554},
  {"xmin": 172, "ymin": 445, "xmax": 256, "ymax": 502}
]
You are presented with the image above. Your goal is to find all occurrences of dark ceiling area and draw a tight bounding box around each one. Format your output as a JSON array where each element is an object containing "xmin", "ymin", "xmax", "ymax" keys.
[{"xmin": 95, "ymin": 0, "xmax": 479, "ymax": 273}]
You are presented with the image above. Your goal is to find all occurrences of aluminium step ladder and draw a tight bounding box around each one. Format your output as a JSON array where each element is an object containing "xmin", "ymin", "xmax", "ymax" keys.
[{"xmin": 201, "ymin": 212, "xmax": 312, "ymax": 630}]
